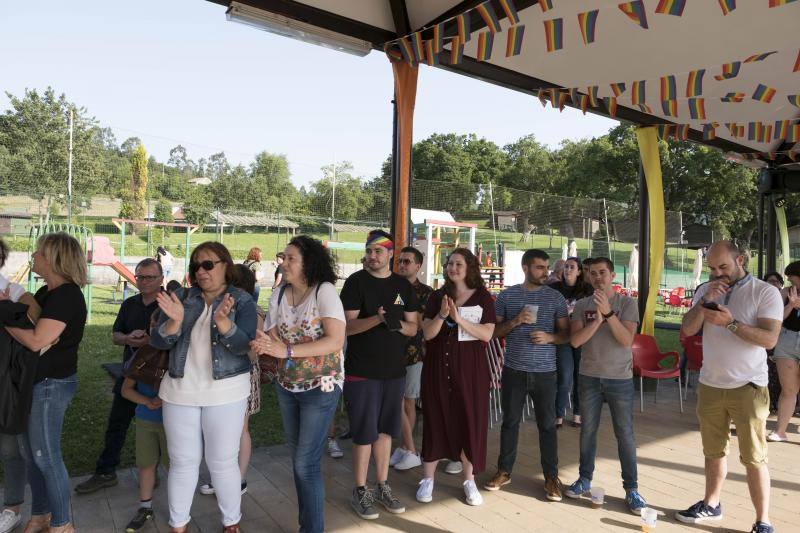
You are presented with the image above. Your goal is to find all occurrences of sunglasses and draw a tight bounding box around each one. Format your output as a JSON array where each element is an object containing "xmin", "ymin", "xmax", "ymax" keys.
[
  {"xmin": 190, "ymin": 259, "xmax": 223, "ymax": 273},
  {"xmin": 135, "ymin": 275, "xmax": 161, "ymax": 282}
]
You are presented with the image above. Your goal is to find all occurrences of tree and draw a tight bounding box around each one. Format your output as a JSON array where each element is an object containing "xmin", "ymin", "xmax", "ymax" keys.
[
  {"xmin": 182, "ymin": 186, "xmax": 212, "ymax": 226},
  {"xmin": 120, "ymin": 136, "xmax": 143, "ymax": 157},
  {"xmin": 308, "ymin": 162, "xmax": 373, "ymax": 221},
  {"xmin": 249, "ymin": 152, "xmax": 299, "ymax": 213},
  {"xmin": 119, "ymin": 143, "xmax": 148, "ymax": 232},
  {"xmin": 154, "ymin": 198, "xmax": 174, "ymax": 235}
]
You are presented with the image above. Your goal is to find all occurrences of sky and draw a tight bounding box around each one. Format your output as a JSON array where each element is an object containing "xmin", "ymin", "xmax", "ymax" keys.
[{"xmin": 0, "ymin": 0, "xmax": 618, "ymax": 188}]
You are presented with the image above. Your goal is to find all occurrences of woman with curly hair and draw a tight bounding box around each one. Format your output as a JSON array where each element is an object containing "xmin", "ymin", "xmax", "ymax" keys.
[
  {"xmin": 251, "ymin": 235, "xmax": 345, "ymax": 533},
  {"xmin": 416, "ymin": 248, "xmax": 496, "ymax": 506}
]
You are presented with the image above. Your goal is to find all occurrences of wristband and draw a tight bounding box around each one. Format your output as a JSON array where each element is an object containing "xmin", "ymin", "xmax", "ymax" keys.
[{"xmin": 437, "ymin": 313, "xmax": 448, "ymax": 320}]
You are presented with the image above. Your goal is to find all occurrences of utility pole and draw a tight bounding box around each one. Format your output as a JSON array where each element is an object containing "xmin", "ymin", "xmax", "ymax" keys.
[{"xmin": 67, "ymin": 109, "xmax": 74, "ymax": 224}]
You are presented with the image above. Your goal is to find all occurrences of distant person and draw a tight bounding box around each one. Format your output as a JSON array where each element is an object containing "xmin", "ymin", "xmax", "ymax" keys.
[
  {"xmin": 272, "ymin": 252, "xmax": 285, "ymax": 289},
  {"xmin": 546, "ymin": 259, "xmax": 566, "ymax": 284},
  {"xmin": 242, "ymin": 247, "xmax": 264, "ymax": 304},
  {"xmin": 676, "ymin": 242, "xmax": 781, "ymax": 533},
  {"xmin": 762, "ymin": 271, "xmax": 784, "ymax": 411},
  {"xmin": 763, "ymin": 271, "xmax": 783, "ymax": 290},
  {"xmin": 156, "ymin": 246, "xmax": 173, "ymax": 286},
  {"xmin": 4, "ymin": 232, "xmax": 89, "ymax": 533},
  {"xmin": 581, "ymin": 257, "xmax": 593, "ymax": 280}
]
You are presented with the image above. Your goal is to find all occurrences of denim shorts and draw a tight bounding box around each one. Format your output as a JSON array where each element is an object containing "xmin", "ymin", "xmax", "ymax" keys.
[{"xmin": 773, "ymin": 328, "xmax": 800, "ymax": 361}]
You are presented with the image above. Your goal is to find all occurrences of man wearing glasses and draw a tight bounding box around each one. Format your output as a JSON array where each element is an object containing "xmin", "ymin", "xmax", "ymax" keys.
[{"xmin": 75, "ymin": 258, "xmax": 163, "ymax": 494}]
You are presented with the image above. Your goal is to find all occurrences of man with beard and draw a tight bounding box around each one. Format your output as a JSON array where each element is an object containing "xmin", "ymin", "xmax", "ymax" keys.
[
  {"xmin": 340, "ymin": 230, "xmax": 419, "ymax": 520},
  {"xmin": 676, "ymin": 241, "xmax": 782, "ymax": 533},
  {"xmin": 485, "ymin": 249, "xmax": 569, "ymax": 501}
]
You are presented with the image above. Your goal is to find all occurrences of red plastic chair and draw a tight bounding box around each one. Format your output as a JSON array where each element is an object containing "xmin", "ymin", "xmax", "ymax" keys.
[
  {"xmin": 680, "ymin": 335, "xmax": 703, "ymax": 400},
  {"xmin": 632, "ymin": 334, "xmax": 683, "ymax": 413}
]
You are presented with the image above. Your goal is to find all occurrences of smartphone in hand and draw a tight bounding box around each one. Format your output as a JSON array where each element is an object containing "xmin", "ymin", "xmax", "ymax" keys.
[{"xmin": 701, "ymin": 301, "xmax": 720, "ymax": 311}]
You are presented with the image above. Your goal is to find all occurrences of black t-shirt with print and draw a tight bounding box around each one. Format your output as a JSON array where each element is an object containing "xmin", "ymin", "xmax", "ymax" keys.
[
  {"xmin": 340, "ymin": 269, "xmax": 419, "ymax": 379},
  {"xmin": 34, "ymin": 283, "xmax": 88, "ymax": 383}
]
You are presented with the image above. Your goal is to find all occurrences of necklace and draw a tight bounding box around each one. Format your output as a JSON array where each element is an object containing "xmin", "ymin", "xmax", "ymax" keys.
[{"xmin": 289, "ymin": 284, "xmax": 312, "ymax": 311}]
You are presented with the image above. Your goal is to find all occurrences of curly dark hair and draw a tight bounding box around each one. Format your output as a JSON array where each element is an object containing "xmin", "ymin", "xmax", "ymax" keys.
[
  {"xmin": 233, "ymin": 264, "xmax": 256, "ymax": 297},
  {"xmin": 443, "ymin": 247, "xmax": 485, "ymax": 297},
  {"xmin": 188, "ymin": 241, "xmax": 238, "ymax": 286},
  {"xmin": 287, "ymin": 235, "xmax": 338, "ymax": 286}
]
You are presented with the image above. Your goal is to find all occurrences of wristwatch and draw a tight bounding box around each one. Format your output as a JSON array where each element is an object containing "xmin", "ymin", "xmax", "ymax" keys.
[
  {"xmin": 726, "ymin": 319, "xmax": 739, "ymax": 333},
  {"xmin": 602, "ymin": 310, "xmax": 616, "ymax": 320}
]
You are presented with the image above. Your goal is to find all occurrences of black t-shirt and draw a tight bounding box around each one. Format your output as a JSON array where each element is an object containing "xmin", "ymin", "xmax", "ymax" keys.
[
  {"xmin": 34, "ymin": 283, "xmax": 87, "ymax": 383},
  {"xmin": 112, "ymin": 293, "xmax": 159, "ymax": 363},
  {"xmin": 340, "ymin": 269, "xmax": 419, "ymax": 379}
]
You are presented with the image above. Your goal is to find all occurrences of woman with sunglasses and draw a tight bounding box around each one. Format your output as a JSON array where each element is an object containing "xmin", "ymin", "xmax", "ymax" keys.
[
  {"xmin": 548, "ymin": 257, "xmax": 591, "ymax": 428},
  {"xmin": 151, "ymin": 242, "xmax": 257, "ymax": 533}
]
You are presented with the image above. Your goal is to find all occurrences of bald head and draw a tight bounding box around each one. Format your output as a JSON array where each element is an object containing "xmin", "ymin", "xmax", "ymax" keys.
[{"xmin": 706, "ymin": 240, "xmax": 746, "ymax": 285}]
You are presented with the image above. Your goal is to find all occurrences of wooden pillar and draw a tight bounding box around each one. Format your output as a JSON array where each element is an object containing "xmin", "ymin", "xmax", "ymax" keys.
[{"xmin": 390, "ymin": 62, "xmax": 418, "ymax": 250}]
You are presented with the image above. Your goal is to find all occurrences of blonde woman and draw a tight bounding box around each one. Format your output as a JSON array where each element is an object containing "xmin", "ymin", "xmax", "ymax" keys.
[{"xmin": 3, "ymin": 232, "xmax": 88, "ymax": 533}]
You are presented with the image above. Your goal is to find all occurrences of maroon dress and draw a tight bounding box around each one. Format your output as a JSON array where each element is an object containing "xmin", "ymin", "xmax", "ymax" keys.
[{"xmin": 421, "ymin": 287, "xmax": 496, "ymax": 473}]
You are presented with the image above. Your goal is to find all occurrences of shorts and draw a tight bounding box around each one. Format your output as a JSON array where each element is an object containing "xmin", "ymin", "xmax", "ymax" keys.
[
  {"xmin": 773, "ymin": 328, "xmax": 800, "ymax": 361},
  {"xmin": 697, "ymin": 382, "xmax": 769, "ymax": 466},
  {"xmin": 344, "ymin": 376, "xmax": 405, "ymax": 445},
  {"xmin": 404, "ymin": 362, "xmax": 423, "ymax": 399},
  {"xmin": 136, "ymin": 418, "xmax": 169, "ymax": 469}
]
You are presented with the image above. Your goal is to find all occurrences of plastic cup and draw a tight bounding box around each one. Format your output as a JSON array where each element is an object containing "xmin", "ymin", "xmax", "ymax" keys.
[
  {"xmin": 524, "ymin": 304, "xmax": 539, "ymax": 324},
  {"xmin": 590, "ymin": 487, "xmax": 604, "ymax": 509},
  {"xmin": 640, "ymin": 507, "xmax": 657, "ymax": 531}
]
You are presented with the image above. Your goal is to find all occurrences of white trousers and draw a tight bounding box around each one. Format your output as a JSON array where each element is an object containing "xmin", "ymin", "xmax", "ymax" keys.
[{"xmin": 162, "ymin": 399, "xmax": 247, "ymax": 528}]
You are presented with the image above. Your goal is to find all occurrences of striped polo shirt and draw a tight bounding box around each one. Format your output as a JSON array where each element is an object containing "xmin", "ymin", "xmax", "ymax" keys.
[{"xmin": 495, "ymin": 284, "xmax": 568, "ymax": 372}]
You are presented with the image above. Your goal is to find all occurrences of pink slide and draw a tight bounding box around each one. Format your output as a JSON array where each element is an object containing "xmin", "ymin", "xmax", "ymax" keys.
[
  {"xmin": 110, "ymin": 261, "xmax": 137, "ymax": 285},
  {"xmin": 88, "ymin": 236, "xmax": 137, "ymax": 285}
]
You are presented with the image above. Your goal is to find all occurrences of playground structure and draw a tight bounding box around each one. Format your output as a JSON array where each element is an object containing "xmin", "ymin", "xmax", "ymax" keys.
[
  {"xmin": 411, "ymin": 209, "xmax": 477, "ymax": 289},
  {"xmin": 111, "ymin": 218, "xmax": 199, "ymax": 281}
]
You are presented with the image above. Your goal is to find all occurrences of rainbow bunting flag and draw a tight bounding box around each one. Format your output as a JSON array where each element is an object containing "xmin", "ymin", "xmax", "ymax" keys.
[
  {"xmin": 577, "ymin": 10, "xmax": 599, "ymax": 45},
  {"xmin": 476, "ymin": 31, "xmax": 494, "ymax": 61},
  {"xmin": 794, "ymin": 50, "xmax": 800, "ymax": 72},
  {"xmin": 703, "ymin": 123, "xmax": 718, "ymax": 140},
  {"xmin": 789, "ymin": 125, "xmax": 800, "ymax": 142},
  {"xmin": 763, "ymin": 124, "xmax": 774, "ymax": 143},
  {"xmin": 450, "ymin": 37, "xmax": 464, "ymax": 64},
  {"xmin": 718, "ymin": 0, "xmax": 736, "ymax": 15},
  {"xmin": 424, "ymin": 40, "xmax": 439, "ymax": 66},
  {"xmin": 558, "ymin": 92, "xmax": 569, "ymax": 111},
  {"xmin": 476, "ymin": 1, "xmax": 502, "ymax": 33},
  {"xmin": 637, "ymin": 103, "xmax": 653, "ymax": 114},
  {"xmin": 457, "ymin": 12, "xmax": 471, "ymax": 43},
  {"xmin": 769, "ymin": 0, "xmax": 798, "ymax": 7},
  {"xmin": 655, "ymin": 0, "xmax": 686, "ymax": 16},
  {"xmin": 618, "ymin": 1, "xmax": 649, "ymax": 29},
  {"xmin": 775, "ymin": 120, "xmax": 790, "ymax": 139},
  {"xmin": 538, "ymin": 89, "xmax": 549, "ymax": 108},
  {"xmin": 579, "ymin": 94, "xmax": 589, "ymax": 114},
  {"xmin": 686, "ymin": 69, "xmax": 705, "ymax": 97},
  {"xmin": 747, "ymin": 122, "xmax": 758, "ymax": 141},
  {"xmin": 688, "ymin": 98, "xmax": 706, "ymax": 120},
  {"xmin": 788, "ymin": 95, "xmax": 800, "ymax": 108},
  {"xmin": 543, "ymin": 18, "xmax": 564, "ymax": 52},
  {"xmin": 657, "ymin": 125, "xmax": 673, "ymax": 140},
  {"xmin": 384, "ymin": 43, "xmax": 403, "ymax": 63},
  {"xmin": 539, "ymin": 0, "xmax": 554, "ymax": 12},
  {"xmin": 569, "ymin": 88, "xmax": 580, "ymax": 104},
  {"xmin": 631, "ymin": 80, "xmax": 646, "ymax": 104},
  {"xmin": 506, "ymin": 24, "xmax": 525, "ymax": 57},
  {"xmin": 676, "ymin": 125, "xmax": 689, "ymax": 141},
  {"xmin": 660, "ymin": 75, "xmax": 677, "ymax": 101},
  {"xmin": 721, "ymin": 92, "xmax": 746, "ymax": 102},
  {"xmin": 432, "ymin": 23, "xmax": 445, "ymax": 53},
  {"xmin": 548, "ymin": 88, "xmax": 558, "ymax": 108},
  {"xmin": 610, "ymin": 82, "xmax": 627, "ymax": 97},
  {"xmin": 744, "ymin": 51, "xmax": 777, "ymax": 63},
  {"xmin": 411, "ymin": 32, "xmax": 425, "ymax": 63},
  {"xmin": 752, "ymin": 84, "xmax": 777, "ymax": 103},
  {"xmin": 661, "ymin": 100, "xmax": 678, "ymax": 117},
  {"xmin": 587, "ymin": 86, "xmax": 599, "ymax": 107},
  {"xmin": 714, "ymin": 62, "xmax": 741, "ymax": 80},
  {"xmin": 726, "ymin": 123, "xmax": 745, "ymax": 138},
  {"xmin": 603, "ymin": 97, "xmax": 618, "ymax": 117},
  {"xmin": 398, "ymin": 37, "xmax": 415, "ymax": 65},
  {"xmin": 499, "ymin": 0, "xmax": 520, "ymax": 25}
]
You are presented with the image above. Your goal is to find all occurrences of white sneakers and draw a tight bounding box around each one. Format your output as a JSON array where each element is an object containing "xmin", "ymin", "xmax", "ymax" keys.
[
  {"xmin": 389, "ymin": 447, "xmax": 421, "ymax": 470},
  {"xmin": 767, "ymin": 432, "xmax": 788, "ymax": 443},
  {"xmin": 0, "ymin": 509, "xmax": 21, "ymax": 533},
  {"xmin": 327, "ymin": 438, "xmax": 344, "ymax": 458},
  {"xmin": 444, "ymin": 460, "xmax": 463, "ymax": 474},
  {"xmin": 416, "ymin": 478, "xmax": 434, "ymax": 503},
  {"xmin": 463, "ymin": 480, "xmax": 483, "ymax": 506}
]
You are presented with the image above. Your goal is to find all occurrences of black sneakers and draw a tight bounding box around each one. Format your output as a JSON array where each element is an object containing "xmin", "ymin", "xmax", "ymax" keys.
[
  {"xmin": 75, "ymin": 473, "xmax": 118, "ymax": 494},
  {"xmin": 125, "ymin": 507, "xmax": 154, "ymax": 532}
]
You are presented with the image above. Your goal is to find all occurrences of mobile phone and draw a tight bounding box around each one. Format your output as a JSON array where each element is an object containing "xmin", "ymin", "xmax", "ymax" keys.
[{"xmin": 702, "ymin": 301, "xmax": 720, "ymax": 311}]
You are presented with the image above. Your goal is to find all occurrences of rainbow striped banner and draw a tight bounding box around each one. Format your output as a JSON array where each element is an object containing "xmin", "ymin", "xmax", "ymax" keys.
[
  {"xmin": 476, "ymin": 31, "xmax": 494, "ymax": 61},
  {"xmin": 637, "ymin": 103, "xmax": 653, "ymax": 114},
  {"xmin": 538, "ymin": 89, "xmax": 548, "ymax": 108},
  {"xmin": 676, "ymin": 124, "xmax": 689, "ymax": 141},
  {"xmin": 788, "ymin": 95, "xmax": 800, "ymax": 108},
  {"xmin": 424, "ymin": 40, "xmax": 439, "ymax": 66},
  {"xmin": 548, "ymin": 88, "xmax": 558, "ymax": 108},
  {"xmin": 721, "ymin": 92, "xmax": 746, "ymax": 102},
  {"xmin": 775, "ymin": 120, "xmax": 791, "ymax": 139},
  {"xmin": 557, "ymin": 91, "xmax": 569, "ymax": 111},
  {"xmin": 577, "ymin": 10, "xmax": 599, "ymax": 45},
  {"xmin": 543, "ymin": 18, "xmax": 564, "ymax": 52},
  {"xmin": 631, "ymin": 80, "xmax": 646, "ymax": 104},
  {"xmin": 718, "ymin": 0, "xmax": 736, "ymax": 15},
  {"xmin": 752, "ymin": 83, "xmax": 777, "ymax": 103},
  {"xmin": 744, "ymin": 51, "xmax": 777, "ymax": 63},
  {"xmin": 726, "ymin": 123, "xmax": 745, "ymax": 138},
  {"xmin": 398, "ymin": 37, "xmax": 415, "ymax": 65},
  {"xmin": 450, "ymin": 37, "xmax": 464, "ymax": 64},
  {"xmin": 688, "ymin": 98, "xmax": 706, "ymax": 120},
  {"xmin": 702, "ymin": 123, "xmax": 718, "ymax": 140},
  {"xmin": 499, "ymin": 0, "xmax": 520, "ymax": 25},
  {"xmin": 769, "ymin": 0, "xmax": 798, "ymax": 7},
  {"xmin": 788, "ymin": 125, "xmax": 800, "ymax": 142},
  {"xmin": 579, "ymin": 94, "xmax": 589, "ymax": 114},
  {"xmin": 587, "ymin": 86, "xmax": 599, "ymax": 107},
  {"xmin": 686, "ymin": 69, "xmax": 705, "ymax": 97},
  {"xmin": 411, "ymin": 32, "xmax": 425, "ymax": 63},
  {"xmin": 655, "ymin": 0, "xmax": 686, "ymax": 16},
  {"xmin": 794, "ymin": 50, "xmax": 800, "ymax": 72},
  {"xmin": 506, "ymin": 24, "xmax": 525, "ymax": 57},
  {"xmin": 660, "ymin": 75, "xmax": 677, "ymax": 101},
  {"xmin": 569, "ymin": 88, "xmax": 581, "ymax": 105},
  {"xmin": 747, "ymin": 122, "xmax": 759, "ymax": 141},
  {"xmin": 714, "ymin": 62, "xmax": 741, "ymax": 80},
  {"xmin": 762, "ymin": 124, "xmax": 774, "ymax": 143},
  {"xmin": 433, "ymin": 23, "xmax": 445, "ymax": 53},
  {"xmin": 618, "ymin": 1, "xmax": 649, "ymax": 29},
  {"xmin": 610, "ymin": 82, "xmax": 627, "ymax": 97},
  {"xmin": 476, "ymin": 1, "xmax": 502, "ymax": 33},
  {"xmin": 539, "ymin": 0, "xmax": 554, "ymax": 12},
  {"xmin": 457, "ymin": 12, "xmax": 471, "ymax": 43},
  {"xmin": 661, "ymin": 100, "xmax": 678, "ymax": 117},
  {"xmin": 657, "ymin": 125, "xmax": 673, "ymax": 140},
  {"xmin": 603, "ymin": 97, "xmax": 618, "ymax": 118}
]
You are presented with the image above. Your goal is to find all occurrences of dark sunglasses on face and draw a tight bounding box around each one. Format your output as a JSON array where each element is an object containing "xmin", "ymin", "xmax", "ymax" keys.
[
  {"xmin": 135, "ymin": 275, "xmax": 161, "ymax": 281},
  {"xmin": 190, "ymin": 259, "xmax": 222, "ymax": 273}
]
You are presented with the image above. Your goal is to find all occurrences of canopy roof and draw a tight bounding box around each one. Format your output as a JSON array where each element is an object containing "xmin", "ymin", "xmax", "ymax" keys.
[{"xmin": 209, "ymin": 0, "xmax": 800, "ymax": 165}]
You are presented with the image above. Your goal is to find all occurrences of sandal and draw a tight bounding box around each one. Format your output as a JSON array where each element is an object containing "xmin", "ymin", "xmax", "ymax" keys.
[
  {"xmin": 571, "ymin": 416, "xmax": 582, "ymax": 428},
  {"xmin": 23, "ymin": 514, "xmax": 51, "ymax": 533}
]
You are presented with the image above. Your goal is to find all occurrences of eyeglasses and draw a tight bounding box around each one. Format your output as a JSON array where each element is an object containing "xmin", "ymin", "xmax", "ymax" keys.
[
  {"xmin": 190, "ymin": 260, "xmax": 223, "ymax": 272},
  {"xmin": 397, "ymin": 258, "xmax": 415, "ymax": 265},
  {"xmin": 135, "ymin": 275, "xmax": 161, "ymax": 282}
]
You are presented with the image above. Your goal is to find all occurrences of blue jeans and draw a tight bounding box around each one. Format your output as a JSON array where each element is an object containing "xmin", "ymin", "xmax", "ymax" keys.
[
  {"xmin": 275, "ymin": 384, "xmax": 341, "ymax": 533},
  {"xmin": 577, "ymin": 375, "xmax": 638, "ymax": 491},
  {"xmin": 18, "ymin": 376, "xmax": 77, "ymax": 526},
  {"xmin": 556, "ymin": 344, "xmax": 581, "ymax": 418},
  {"xmin": 1, "ymin": 432, "xmax": 26, "ymax": 507}
]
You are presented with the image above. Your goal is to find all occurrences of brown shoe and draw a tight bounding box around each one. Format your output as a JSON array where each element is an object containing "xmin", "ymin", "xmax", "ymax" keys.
[
  {"xmin": 545, "ymin": 475, "xmax": 563, "ymax": 501},
  {"xmin": 23, "ymin": 514, "xmax": 51, "ymax": 533},
  {"xmin": 223, "ymin": 523, "xmax": 241, "ymax": 533},
  {"xmin": 483, "ymin": 470, "xmax": 511, "ymax": 491}
]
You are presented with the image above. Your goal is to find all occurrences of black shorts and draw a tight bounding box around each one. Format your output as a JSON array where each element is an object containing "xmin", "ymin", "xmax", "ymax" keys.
[{"xmin": 344, "ymin": 376, "xmax": 405, "ymax": 445}]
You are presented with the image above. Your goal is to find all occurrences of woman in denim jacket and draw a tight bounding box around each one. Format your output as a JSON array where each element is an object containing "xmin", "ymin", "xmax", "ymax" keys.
[{"xmin": 151, "ymin": 242, "xmax": 256, "ymax": 533}]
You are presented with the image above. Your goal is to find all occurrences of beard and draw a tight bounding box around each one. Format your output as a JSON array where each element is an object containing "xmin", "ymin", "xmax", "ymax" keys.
[{"xmin": 526, "ymin": 274, "xmax": 545, "ymax": 285}]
